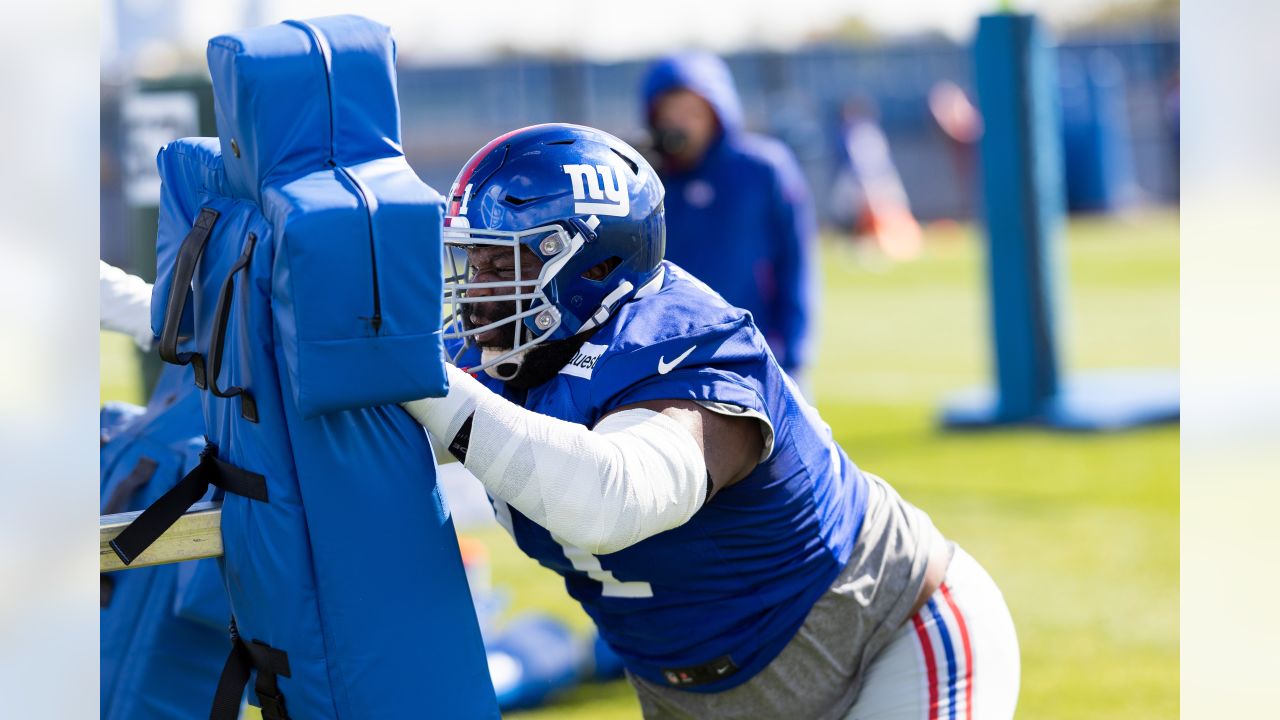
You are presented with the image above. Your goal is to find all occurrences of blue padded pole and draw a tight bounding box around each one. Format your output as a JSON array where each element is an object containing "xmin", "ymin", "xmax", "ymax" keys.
[{"xmin": 972, "ymin": 13, "xmax": 1065, "ymax": 422}]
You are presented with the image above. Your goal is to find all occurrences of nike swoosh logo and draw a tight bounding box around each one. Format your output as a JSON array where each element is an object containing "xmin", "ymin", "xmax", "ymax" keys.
[{"xmin": 657, "ymin": 345, "xmax": 697, "ymax": 375}]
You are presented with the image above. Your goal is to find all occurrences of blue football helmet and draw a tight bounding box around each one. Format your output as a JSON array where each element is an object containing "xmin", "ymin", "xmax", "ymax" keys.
[{"xmin": 442, "ymin": 123, "xmax": 666, "ymax": 379}]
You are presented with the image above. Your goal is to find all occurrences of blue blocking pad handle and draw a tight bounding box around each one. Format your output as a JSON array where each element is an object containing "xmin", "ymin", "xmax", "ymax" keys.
[{"xmin": 150, "ymin": 138, "xmax": 226, "ymax": 352}]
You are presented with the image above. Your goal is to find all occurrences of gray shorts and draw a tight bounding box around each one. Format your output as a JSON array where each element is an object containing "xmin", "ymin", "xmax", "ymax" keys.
[{"xmin": 627, "ymin": 473, "xmax": 947, "ymax": 720}]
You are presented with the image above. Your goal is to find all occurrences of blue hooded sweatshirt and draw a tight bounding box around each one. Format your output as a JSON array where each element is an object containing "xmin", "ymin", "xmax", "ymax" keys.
[{"xmin": 642, "ymin": 52, "xmax": 817, "ymax": 374}]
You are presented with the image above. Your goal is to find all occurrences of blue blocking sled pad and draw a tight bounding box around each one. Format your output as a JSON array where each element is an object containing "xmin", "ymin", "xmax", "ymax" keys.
[{"xmin": 137, "ymin": 14, "xmax": 499, "ymax": 719}]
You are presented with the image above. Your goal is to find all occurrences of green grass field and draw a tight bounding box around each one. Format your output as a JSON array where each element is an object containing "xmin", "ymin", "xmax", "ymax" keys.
[{"xmin": 101, "ymin": 210, "xmax": 1178, "ymax": 718}]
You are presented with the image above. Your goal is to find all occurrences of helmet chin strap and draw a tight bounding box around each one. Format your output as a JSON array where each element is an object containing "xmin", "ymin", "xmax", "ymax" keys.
[{"xmin": 481, "ymin": 346, "xmax": 528, "ymax": 381}]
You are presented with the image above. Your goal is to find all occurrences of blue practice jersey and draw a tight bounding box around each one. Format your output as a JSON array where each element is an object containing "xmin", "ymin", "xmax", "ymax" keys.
[{"xmin": 462, "ymin": 262, "xmax": 869, "ymax": 692}]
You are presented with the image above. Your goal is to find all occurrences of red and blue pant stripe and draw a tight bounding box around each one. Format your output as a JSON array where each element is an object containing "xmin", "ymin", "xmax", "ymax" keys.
[{"xmin": 911, "ymin": 582, "xmax": 974, "ymax": 720}]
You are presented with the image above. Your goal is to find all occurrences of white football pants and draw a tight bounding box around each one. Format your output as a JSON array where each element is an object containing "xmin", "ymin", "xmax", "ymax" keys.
[{"xmin": 844, "ymin": 545, "xmax": 1020, "ymax": 720}]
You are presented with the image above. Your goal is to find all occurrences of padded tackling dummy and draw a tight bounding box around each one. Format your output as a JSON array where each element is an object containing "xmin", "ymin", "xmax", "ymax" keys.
[
  {"xmin": 124, "ymin": 15, "xmax": 498, "ymax": 719},
  {"xmin": 100, "ymin": 364, "xmax": 229, "ymax": 720}
]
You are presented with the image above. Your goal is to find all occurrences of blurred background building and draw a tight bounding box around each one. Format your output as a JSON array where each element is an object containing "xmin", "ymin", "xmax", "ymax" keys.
[{"xmin": 100, "ymin": 0, "xmax": 1178, "ymax": 273}]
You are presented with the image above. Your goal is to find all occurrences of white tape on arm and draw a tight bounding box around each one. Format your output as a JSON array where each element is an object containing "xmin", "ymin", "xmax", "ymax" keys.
[{"xmin": 403, "ymin": 365, "xmax": 708, "ymax": 554}]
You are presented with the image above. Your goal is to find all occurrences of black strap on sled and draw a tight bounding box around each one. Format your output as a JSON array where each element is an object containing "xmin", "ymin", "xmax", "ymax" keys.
[
  {"xmin": 210, "ymin": 617, "xmax": 292, "ymax": 720},
  {"xmin": 100, "ymin": 456, "xmax": 161, "ymax": 606},
  {"xmin": 158, "ymin": 207, "xmax": 220, "ymax": 389},
  {"xmin": 108, "ymin": 442, "xmax": 267, "ymax": 566},
  {"xmin": 207, "ymin": 232, "xmax": 259, "ymax": 423}
]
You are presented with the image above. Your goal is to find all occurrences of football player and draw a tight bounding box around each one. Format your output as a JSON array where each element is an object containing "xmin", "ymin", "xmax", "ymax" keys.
[{"xmin": 404, "ymin": 124, "xmax": 1019, "ymax": 719}]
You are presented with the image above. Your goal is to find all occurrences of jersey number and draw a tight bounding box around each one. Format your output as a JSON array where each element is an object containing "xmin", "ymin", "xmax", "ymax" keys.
[{"xmin": 493, "ymin": 499, "xmax": 653, "ymax": 599}]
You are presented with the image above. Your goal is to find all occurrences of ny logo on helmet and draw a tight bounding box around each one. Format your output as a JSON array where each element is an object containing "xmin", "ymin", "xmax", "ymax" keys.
[{"xmin": 562, "ymin": 164, "xmax": 630, "ymax": 217}]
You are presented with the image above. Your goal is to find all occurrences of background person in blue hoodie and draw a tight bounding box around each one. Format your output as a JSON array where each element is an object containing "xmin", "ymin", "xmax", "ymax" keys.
[{"xmin": 642, "ymin": 51, "xmax": 817, "ymax": 387}]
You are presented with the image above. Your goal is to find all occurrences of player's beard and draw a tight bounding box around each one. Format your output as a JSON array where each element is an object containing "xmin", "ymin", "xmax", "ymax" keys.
[
  {"xmin": 466, "ymin": 298, "xmax": 520, "ymax": 350},
  {"xmin": 503, "ymin": 332, "xmax": 596, "ymax": 390}
]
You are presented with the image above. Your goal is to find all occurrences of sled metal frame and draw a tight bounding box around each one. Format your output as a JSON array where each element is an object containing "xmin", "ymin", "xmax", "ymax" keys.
[{"xmin": 100, "ymin": 501, "xmax": 223, "ymax": 572}]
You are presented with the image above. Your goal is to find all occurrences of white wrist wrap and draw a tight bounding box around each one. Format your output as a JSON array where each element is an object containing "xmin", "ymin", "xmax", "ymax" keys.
[{"xmin": 403, "ymin": 365, "xmax": 708, "ymax": 554}]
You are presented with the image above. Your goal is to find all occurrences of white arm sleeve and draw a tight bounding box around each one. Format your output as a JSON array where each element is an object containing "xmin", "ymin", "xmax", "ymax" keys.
[
  {"xmin": 100, "ymin": 260, "xmax": 155, "ymax": 351},
  {"xmin": 403, "ymin": 365, "xmax": 708, "ymax": 554}
]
